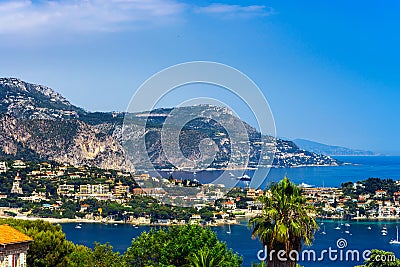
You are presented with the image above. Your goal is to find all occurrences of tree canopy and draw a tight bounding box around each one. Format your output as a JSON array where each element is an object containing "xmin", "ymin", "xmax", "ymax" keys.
[{"xmin": 123, "ymin": 224, "xmax": 242, "ymax": 267}]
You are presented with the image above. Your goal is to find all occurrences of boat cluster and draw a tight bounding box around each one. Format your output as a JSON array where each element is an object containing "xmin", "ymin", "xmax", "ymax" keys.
[{"xmin": 319, "ymin": 222, "xmax": 400, "ymax": 245}]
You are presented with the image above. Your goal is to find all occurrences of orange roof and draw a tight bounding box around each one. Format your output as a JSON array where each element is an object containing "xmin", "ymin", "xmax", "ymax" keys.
[{"xmin": 0, "ymin": 225, "xmax": 33, "ymax": 245}]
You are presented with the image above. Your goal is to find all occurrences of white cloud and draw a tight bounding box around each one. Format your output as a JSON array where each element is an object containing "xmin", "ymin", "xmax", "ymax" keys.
[
  {"xmin": 0, "ymin": 0, "xmax": 186, "ymax": 35},
  {"xmin": 194, "ymin": 3, "xmax": 275, "ymax": 18},
  {"xmin": 0, "ymin": 1, "xmax": 275, "ymax": 37}
]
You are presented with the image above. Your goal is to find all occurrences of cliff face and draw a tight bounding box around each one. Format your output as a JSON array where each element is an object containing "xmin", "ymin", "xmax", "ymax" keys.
[
  {"xmin": 0, "ymin": 114, "xmax": 130, "ymax": 170},
  {"xmin": 0, "ymin": 78, "xmax": 341, "ymax": 169}
]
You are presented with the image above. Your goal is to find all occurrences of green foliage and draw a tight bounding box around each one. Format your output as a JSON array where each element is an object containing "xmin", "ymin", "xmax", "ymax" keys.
[
  {"xmin": 0, "ymin": 218, "xmax": 75, "ymax": 267},
  {"xmin": 0, "ymin": 219, "xmax": 242, "ymax": 267},
  {"xmin": 342, "ymin": 178, "xmax": 400, "ymax": 199},
  {"xmin": 356, "ymin": 249, "xmax": 400, "ymax": 267},
  {"xmin": 0, "ymin": 219, "xmax": 124, "ymax": 267},
  {"xmin": 67, "ymin": 245, "xmax": 94, "ymax": 267},
  {"xmin": 249, "ymin": 177, "xmax": 319, "ymax": 266},
  {"xmin": 68, "ymin": 243, "xmax": 124, "ymax": 267},
  {"xmin": 123, "ymin": 224, "xmax": 242, "ymax": 267},
  {"xmin": 187, "ymin": 247, "xmax": 224, "ymax": 267}
]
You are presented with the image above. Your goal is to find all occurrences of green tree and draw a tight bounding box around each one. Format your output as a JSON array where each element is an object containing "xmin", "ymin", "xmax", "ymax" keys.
[
  {"xmin": 249, "ymin": 177, "xmax": 319, "ymax": 267},
  {"xmin": 356, "ymin": 249, "xmax": 400, "ymax": 267},
  {"xmin": 0, "ymin": 218, "xmax": 75, "ymax": 267},
  {"xmin": 91, "ymin": 243, "xmax": 124, "ymax": 267},
  {"xmin": 0, "ymin": 218, "xmax": 125, "ymax": 267},
  {"xmin": 123, "ymin": 224, "xmax": 241, "ymax": 267},
  {"xmin": 187, "ymin": 247, "xmax": 223, "ymax": 267},
  {"xmin": 67, "ymin": 245, "xmax": 93, "ymax": 267}
]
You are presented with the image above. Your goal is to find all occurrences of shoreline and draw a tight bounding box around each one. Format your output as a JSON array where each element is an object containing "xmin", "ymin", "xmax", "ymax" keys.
[
  {"xmin": 152, "ymin": 164, "xmax": 346, "ymax": 173},
  {"xmin": 1, "ymin": 215, "xmax": 244, "ymax": 227},
  {"xmin": 316, "ymin": 216, "xmax": 400, "ymax": 222}
]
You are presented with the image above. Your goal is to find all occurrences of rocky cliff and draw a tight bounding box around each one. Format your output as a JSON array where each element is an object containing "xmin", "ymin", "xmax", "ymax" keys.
[{"xmin": 0, "ymin": 78, "xmax": 341, "ymax": 170}]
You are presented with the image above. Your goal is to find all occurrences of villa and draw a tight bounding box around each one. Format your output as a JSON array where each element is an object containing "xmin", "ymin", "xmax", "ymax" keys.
[{"xmin": 0, "ymin": 225, "xmax": 33, "ymax": 267}]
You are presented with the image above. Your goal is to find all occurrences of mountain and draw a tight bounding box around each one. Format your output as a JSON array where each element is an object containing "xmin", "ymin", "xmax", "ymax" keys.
[
  {"xmin": 293, "ymin": 138, "xmax": 376, "ymax": 156},
  {"xmin": 0, "ymin": 78, "xmax": 342, "ymax": 170}
]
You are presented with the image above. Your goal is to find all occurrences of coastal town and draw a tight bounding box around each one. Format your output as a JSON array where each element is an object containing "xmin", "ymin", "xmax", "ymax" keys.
[
  {"xmin": 1, "ymin": 159, "xmax": 400, "ymax": 227},
  {"xmin": 0, "ymin": 159, "xmax": 262, "ymax": 226}
]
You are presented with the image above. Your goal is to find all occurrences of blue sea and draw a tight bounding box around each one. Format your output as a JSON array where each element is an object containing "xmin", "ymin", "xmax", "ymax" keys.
[
  {"xmin": 62, "ymin": 156, "xmax": 400, "ymax": 267},
  {"xmin": 155, "ymin": 156, "xmax": 400, "ymax": 188}
]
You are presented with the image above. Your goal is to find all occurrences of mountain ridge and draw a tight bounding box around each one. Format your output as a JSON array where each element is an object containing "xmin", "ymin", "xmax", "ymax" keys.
[
  {"xmin": 0, "ymin": 78, "xmax": 342, "ymax": 170},
  {"xmin": 294, "ymin": 138, "xmax": 376, "ymax": 156}
]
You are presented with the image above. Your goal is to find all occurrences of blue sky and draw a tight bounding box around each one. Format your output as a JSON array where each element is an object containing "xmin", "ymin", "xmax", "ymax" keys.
[{"xmin": 0, "ymin": 0, "xmax": 399, "ymax": 154}]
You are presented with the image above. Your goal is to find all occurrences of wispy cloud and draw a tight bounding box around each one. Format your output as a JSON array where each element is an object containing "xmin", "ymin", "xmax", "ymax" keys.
[
  {"xmin": 194, "ymin": 3, "xmax": 275, "ymax": 18},
  {"xmin": 0, "ymin": 1, "xmax": 275, "ymax": 37},
  {"xmin": 0, "ymin": 0, "xmax": 186, "ymax": 35}
]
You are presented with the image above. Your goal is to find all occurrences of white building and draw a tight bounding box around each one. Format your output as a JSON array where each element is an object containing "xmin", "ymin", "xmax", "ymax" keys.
[
  {"xmin": 79, "ymin": 184, "xmax": 110, "ymax": 194},
  {"xmin": 57, "ymin": 184, "xmax": 75, "ymax": 195},
  {"xmin": 10, "ymin": 173, "xmax": 23, "ymax": 195},
  {"xmin": 12, "ymin": 160, "xmax": 26, "ymax": 169},
  {"xmin": 0, "ymin": 162, "xmax": 7, "ymax": 174}
]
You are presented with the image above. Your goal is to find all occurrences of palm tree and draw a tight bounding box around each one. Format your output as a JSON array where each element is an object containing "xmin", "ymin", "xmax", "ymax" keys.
[
  {"xmin": 187, "ymin": 247, "xmax": 223, "ymax": 267},
  {"xmin": 249, "ymin": 177, "xmax": 318, "ymax": 267}
]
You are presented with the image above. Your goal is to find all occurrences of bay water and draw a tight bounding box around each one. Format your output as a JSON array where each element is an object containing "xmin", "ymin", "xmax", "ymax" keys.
[{"xmin": 62, "ymin": 156, "xmax": 400, "ymax": 266}]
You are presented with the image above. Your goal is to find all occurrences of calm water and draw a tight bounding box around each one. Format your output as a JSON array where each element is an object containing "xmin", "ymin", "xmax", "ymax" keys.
[
  {"xmin": 155, "ymin": 156, "xmax": 400, "ymax": 188},
  {"xmin": 62, "ymin": 220, "xmax": 400, "ymax": 267},
  {"xmin": 62, "ymin": 156, "xmax": 400, "ymax": 267}
]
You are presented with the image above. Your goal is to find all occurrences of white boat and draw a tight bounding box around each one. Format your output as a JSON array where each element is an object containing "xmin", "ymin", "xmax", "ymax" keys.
[
  {"xmin": 390, "ymin": 226, "xmax": 400, "ymax": 244},
  {"xmin": 237, "ymin": 175, "xmax": 251, "ymax": 181},
  {"xmin": 227, "ymin": 224, "xmax": 231, "ymax": 234},
  {"xmin": 321, "ymin": 225, "xmax": 326, "ymax": 235},
  {"xmin": 344, "ymin": 223, "xmax": 350, "ymax": 234},
  {"xmin": 335, "ymin": 221, "xmax": 341, "ymax": 230},
  {"xmin": 382, "ymin": 227, "xmax": 388, "ymax": 236},
  {"xmin": 75, "ymin": 225, "xmax": 81, "ymax": 229},
  {"xmin": 368, "ymin": 226, "xmax": 372, "ymax": 230},
  {"xmin": 298, "ymin": 182, "xmax": 314, "ymax": 188}
]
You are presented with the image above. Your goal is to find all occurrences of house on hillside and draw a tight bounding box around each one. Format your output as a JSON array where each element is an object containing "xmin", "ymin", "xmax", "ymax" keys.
[
  {"xmin": 0, "ymin": 224, "xmax": 33, "ymax": 267},
  {"xmin": 0, "ymin": 162, "xmax": 7, "ymax": 174}
]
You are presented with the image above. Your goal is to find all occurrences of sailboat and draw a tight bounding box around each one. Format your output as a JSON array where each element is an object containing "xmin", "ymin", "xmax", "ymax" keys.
[
  {"xmin": 390, "ymin": 226, "xmax": 400, "ymax": 244},
  {"xmin": 334, "ymin": 221, "xmax": 341, "ymax": 230},
  {"xmin": 226, "ymin": 224, "xmax": 231, "ymax": 234},
  {"xmin": 345, "ymin": 224, "xmax": 350, "ymax": 234},
  {"xmin": 382, "ymin": 225, "xmax": 388, "ymax": 235},
  {"xmin": 321, "ymin": 225, "xmax": 326, "ymax": 235}
]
